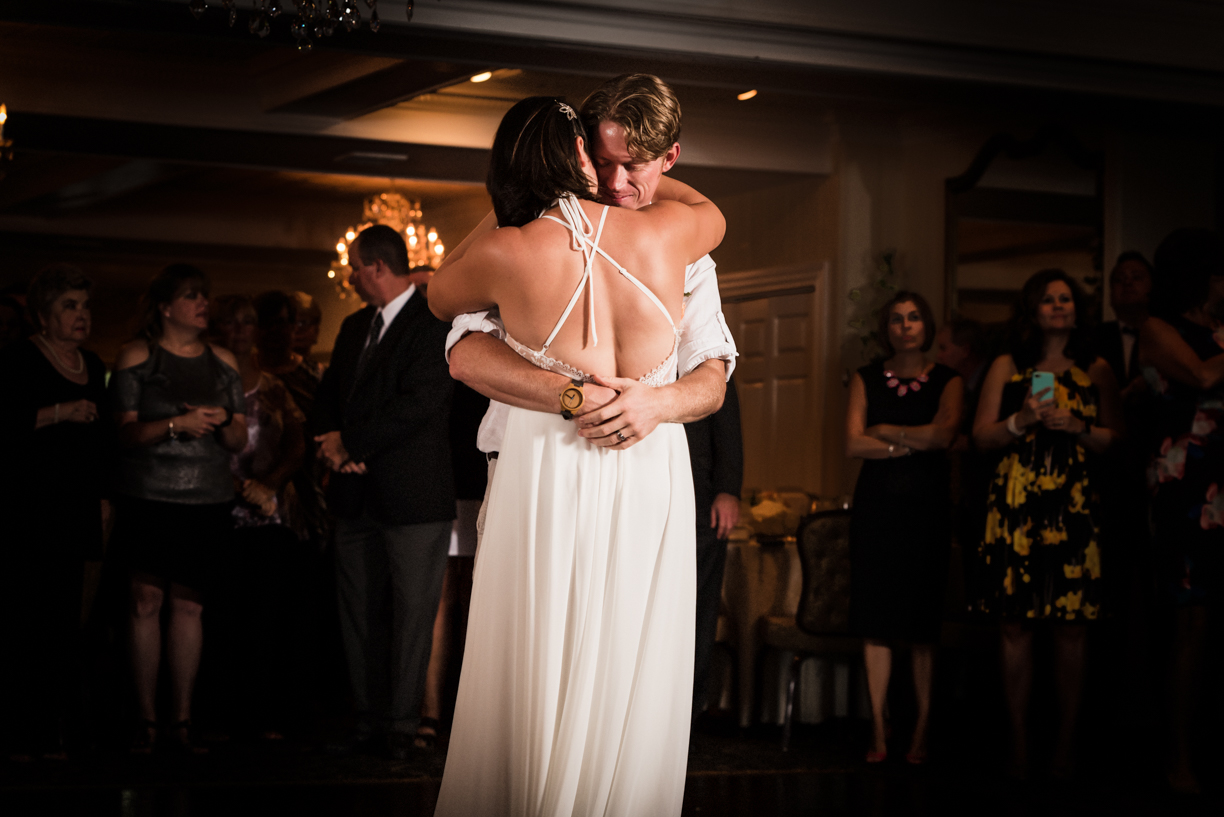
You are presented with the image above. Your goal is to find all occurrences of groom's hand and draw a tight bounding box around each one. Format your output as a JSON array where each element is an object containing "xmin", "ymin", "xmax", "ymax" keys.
[
  {"xmin": 574, "ymin": 375, "xmax": 666, "ymax": 449},
  {"xmin": 572, "ymin": 381, "xmax": 618, "ymax": 415}
]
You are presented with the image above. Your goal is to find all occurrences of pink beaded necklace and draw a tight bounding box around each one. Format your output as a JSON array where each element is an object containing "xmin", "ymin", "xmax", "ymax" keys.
[{"xmin": 883, "ymin": 368, "xmax": 928, "ymax": 397}]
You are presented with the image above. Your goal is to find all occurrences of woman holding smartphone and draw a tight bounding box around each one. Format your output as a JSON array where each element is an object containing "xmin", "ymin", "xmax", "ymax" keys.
[{"xmin": 972, "ymin": 268, "xmax": 1121, "ymax": 780}]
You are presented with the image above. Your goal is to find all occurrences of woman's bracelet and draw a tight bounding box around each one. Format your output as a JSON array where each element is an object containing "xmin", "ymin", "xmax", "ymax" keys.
[
  {"xmin": 1006, "ymin": 413, "xmax": 1024, "ymax": 437},
  {"xmin": 168, "ymin": 418, "xmax": 176, "ymax": 440}
]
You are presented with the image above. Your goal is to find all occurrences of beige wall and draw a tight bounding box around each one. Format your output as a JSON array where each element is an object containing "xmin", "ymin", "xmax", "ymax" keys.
[
  {"xmin": 683, "ymin": 110, "xmax": 997, "ymax": 498},
  {"xmin": 817, "ymin": 115, "xmax": 991, "ymax": 495}
]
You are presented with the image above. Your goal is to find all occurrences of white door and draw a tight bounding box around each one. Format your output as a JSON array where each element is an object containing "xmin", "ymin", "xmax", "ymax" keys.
[{"xmin": 719, "ymin": 263, "xmax": 828, "ymax": 496}]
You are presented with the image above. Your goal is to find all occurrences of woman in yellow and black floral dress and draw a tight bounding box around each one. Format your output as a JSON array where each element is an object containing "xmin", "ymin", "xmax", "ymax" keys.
[{"xmin": 973, "ymin": 269, "xmax": 1121, "ymax": 780}]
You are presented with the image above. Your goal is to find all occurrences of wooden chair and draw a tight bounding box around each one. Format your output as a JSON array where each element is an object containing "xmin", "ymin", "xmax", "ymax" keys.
[{"xmin": 757, "ymin": 509, "xmax": 861, "ymax": 751}]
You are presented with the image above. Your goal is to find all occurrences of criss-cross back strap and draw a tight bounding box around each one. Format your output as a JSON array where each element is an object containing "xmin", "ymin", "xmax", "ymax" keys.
[{"xmin": 538, "ymin": 195, "xmax": 675, "ymax": 354}]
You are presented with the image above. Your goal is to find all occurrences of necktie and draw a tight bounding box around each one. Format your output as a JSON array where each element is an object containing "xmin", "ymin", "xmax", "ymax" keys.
[
  {"xmin": 1121, "ymin": 324, "xmax": 1139, "ymax": 379},
  {"xmin": 353, "ymin": 311, "xmax": 384, "ymax": 385}
]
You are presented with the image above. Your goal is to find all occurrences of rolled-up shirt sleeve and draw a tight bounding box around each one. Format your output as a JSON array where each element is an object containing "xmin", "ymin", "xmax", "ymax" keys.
[
  {"xmin": 445, "ymin": 309, "xmax": 507, "ymax": 363},
  {"xmin": 679, "ymin": 255, "xmax": 737, "ymax": 380}
]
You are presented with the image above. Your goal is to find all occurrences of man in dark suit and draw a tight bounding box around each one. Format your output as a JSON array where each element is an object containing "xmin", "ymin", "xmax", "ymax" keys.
[
  {"xmin": 1096, "ymin": 251, "xmax": 1153, "ymax": 391},
  {"xmin": 312, "ymin": 224, "xmax": 454, "ymax": 759},
  {"xmin": 685, "ymin": 376, "xmax": 743, "ymax": 719},
  {"xmin": 1094, "ymin": 251, "xmax": 1156, "ymax": 712}
]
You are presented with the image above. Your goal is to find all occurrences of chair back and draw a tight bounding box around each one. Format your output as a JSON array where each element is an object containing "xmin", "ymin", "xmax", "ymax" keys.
[{"xmin": 794, "ymin": 509, "xmax": 853, "ymax": 636}]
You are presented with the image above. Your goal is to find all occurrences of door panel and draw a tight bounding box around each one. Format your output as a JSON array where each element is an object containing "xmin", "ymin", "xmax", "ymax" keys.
[{"xmin": 719, "ymin": 264, "xmax": 827, "ymax": 495}]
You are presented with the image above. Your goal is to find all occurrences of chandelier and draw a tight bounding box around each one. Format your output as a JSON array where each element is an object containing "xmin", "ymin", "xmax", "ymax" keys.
[
  {"xmin": 186, "ymin": 1, "xmax": 414, "ymax": 51},
  {"xmin": 329, "ymin": 193, "xmax": 445, "ymax": 299}
]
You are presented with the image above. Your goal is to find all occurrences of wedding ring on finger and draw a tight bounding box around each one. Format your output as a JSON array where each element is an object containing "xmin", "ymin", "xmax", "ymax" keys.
[{"xmin": 615, "ymin": 430, "xmax": 627, "ymax": 443}]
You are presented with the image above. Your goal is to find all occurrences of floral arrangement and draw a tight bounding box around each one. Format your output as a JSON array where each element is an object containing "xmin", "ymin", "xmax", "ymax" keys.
[{"xmin": 846, "ymin": 250, "xmax": 900, "ymax": 363}]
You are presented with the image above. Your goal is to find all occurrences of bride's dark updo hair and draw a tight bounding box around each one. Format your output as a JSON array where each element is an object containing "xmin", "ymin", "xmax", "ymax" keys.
[{"xmin": 487, "ymin": 96, "xmax": 599, "ymax": 228}]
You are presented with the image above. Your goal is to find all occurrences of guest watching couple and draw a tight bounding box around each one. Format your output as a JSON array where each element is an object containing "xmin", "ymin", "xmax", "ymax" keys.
[
  {"xmin": 290, "ymin": 290, "xmax": 324, "ymax": 378},
  {"xmin": 311, "ymin": 225, "xmax": 455, "ymax": 761},
  {"xmin": 846, "ymin": 291, "xmax": 963, "ymax": 765},
  {"xmin": 0, "ymin": 265, "xmax": 111, "ymax": 760},
  {"xmin": 972, "ymin": 268, "xmax": 1121, "ymax": 780},
  {"xmin": 238, "ymin": 291, "xmax": 320, "ymax": 538},
  {"xmin": 108, "ymin": 264, "xmax": 247, "ymax": 753},
  {"xmin": 1092, "ymin": 252, "xmax": 1156, "ymax": 714},
  {"xmin": 1137, "ymin": 229, "xmax": 1224, "ymax": 794},
  {"xmin": 211, "ymin": 294, "xmax": 306, "ymax": 529},
  {"xmin": 1098, "ymin": 252, "xmax": 1153, "ymax": 395},
  {"xmin": 210, "ymin": 293, "xmax": 307, "ymax": 739}
]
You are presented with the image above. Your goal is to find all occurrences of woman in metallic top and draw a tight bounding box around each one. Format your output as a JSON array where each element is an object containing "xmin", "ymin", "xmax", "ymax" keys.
[{"xmin": 108, "ymin": 264, "xmax": 247, "ymax": 753}]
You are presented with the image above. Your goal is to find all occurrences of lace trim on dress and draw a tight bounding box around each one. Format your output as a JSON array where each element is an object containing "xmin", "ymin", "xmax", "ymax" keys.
[
  {"xmin": 639, "ymin": 328, "xmax": 681, "ymax": 387},
  {"xmin": 504, "ymin": 332, "xmax": 595, "ymax": 383},
  {"xmin": 504, "ymin": 327, "xmax": 680, "ymax": 386}
]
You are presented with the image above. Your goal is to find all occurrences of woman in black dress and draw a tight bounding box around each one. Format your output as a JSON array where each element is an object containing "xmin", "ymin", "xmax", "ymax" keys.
[
  {"xmin": 109, "ymin": 264, "xmax": 247, "ymax": 753},
  {"xmin": 0, "ymin": 264, "xmax": 110, "ymax": 759},
  {"xmin": 1138, "ymin": 229, "xmax": 1224, "ymax": 793},
  {"xmin": 846, "ymin": 291, "xmax": 963, "ymax": 764}
]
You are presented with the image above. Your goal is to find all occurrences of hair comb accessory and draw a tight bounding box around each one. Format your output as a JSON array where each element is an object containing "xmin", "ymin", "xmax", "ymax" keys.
[{"xmin": 557, "ymin": 101, "xmax": 577, "ymax": 121}]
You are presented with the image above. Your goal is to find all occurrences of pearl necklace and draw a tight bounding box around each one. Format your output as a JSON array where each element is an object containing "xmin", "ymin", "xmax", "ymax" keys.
[
  {"xmin": 37, "ymin": 333, "xmax": 84, "ymax": 374},
  {"xmin": 883, "ymin": 368, "xmax": 928, "ymax": 397}
]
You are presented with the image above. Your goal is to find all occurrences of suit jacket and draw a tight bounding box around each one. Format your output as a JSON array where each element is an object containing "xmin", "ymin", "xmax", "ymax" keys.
[
  {"xmin": 684, "ymin": 375, "xmax": 744, "ymax": 520},
  {"xmin": 312, "ymin": 291, "xmax": 455, "ymax": 526}
]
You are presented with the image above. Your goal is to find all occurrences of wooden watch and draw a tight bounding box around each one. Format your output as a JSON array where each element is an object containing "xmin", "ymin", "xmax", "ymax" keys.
[{"xmin": 559, "ymin": 379, "xmax": 585, "ymax": 420}]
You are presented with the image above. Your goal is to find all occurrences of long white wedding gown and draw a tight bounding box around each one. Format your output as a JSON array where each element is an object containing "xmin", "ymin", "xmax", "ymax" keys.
[{"xmin": 434, "ymin": 199, "xmax": 697, "ymax": 817}]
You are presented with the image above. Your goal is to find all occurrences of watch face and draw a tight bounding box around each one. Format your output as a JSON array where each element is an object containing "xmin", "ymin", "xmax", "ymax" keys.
[{"xmin": 560, "ymin": 386, "xmax": 584, "ymax": 412}]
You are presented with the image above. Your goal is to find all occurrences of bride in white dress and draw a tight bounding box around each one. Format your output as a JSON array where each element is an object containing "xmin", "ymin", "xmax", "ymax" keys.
[{"xmin": 427, "ymin": 96, "xmax": 725, "ymax": 817}]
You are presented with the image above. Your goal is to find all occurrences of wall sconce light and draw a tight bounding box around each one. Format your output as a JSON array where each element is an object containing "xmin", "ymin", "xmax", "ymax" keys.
[{"xmin": 0, "ymin": 104, "xmax": 13, "ymax": 181}]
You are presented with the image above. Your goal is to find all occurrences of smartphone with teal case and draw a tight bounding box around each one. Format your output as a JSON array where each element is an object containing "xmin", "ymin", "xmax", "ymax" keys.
[{"xmin": 1031, "ymin": 370, "xmax": 1056, "ymax": 402}]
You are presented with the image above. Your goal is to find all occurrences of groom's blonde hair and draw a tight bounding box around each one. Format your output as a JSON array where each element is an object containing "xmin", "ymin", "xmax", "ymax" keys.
[{"xmin": 580, "ymin": 74, "xmax": 681, "ymax": 162}]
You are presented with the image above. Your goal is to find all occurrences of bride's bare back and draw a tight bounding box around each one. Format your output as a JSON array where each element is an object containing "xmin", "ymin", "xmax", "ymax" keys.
[
  {"xmin": 431, "ymin": 181, "xmax": 723, "ymax": 383},
  {"xmin": 499, "ymin": 199, "xmax": 684, "ymax": 381}
]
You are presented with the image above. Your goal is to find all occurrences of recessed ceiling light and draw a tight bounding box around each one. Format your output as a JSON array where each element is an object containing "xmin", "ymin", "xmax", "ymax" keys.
[
  {"xmin": 471, "ymin": 72, "xmax": 493, "ymax": 83},
  {"xmin": 737, "ymin": 89, "xmax": 757, "ymax": 101}
]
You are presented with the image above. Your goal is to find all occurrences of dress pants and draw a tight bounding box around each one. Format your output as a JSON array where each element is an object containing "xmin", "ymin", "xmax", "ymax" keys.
[
  {"xmin": 693, "ymin": 523, "xmax": 729, "ymax": 717},
  {"xmin": 334, "ymin": 513, "xmax": 451, "ymax": 735}
]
